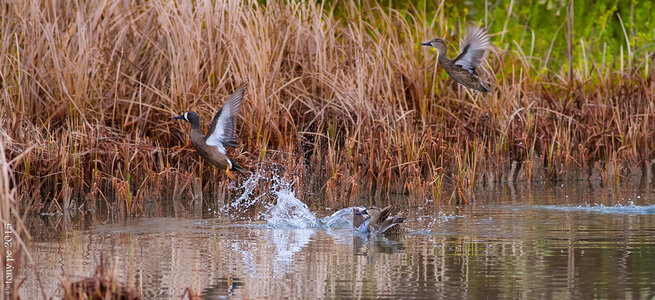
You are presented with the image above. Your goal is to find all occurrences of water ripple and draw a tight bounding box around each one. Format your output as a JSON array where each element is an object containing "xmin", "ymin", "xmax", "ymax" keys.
[{"xmin": 534, "ymin": 202, "xmax": 655, "ymax": 215}]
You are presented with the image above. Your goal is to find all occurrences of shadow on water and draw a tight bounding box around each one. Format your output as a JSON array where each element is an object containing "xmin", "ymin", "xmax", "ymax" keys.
[{"xmin": 20, "ymin": 174, "xmax": 655, "ymax": 299}]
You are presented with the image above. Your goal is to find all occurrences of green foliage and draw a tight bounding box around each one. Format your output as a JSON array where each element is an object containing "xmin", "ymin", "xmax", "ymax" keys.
[{"xmin": 341, "ymin": 0, "xmax": 654, "ymax": 76}]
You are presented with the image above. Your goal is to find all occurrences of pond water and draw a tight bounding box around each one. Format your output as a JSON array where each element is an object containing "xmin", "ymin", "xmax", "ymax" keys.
[{"xmin": 19, "ymin": 178, "xmax": 655, "ymax": 299}]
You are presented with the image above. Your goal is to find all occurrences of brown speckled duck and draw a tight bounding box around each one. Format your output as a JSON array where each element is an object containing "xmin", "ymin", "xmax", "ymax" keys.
[
  {"xmin": 353, "ymin": 206, "xmax": 405, "ymax": 235},
  {"xmin": 174, "ymin": 84, "xmax": 248, "ymax": 178},
  {"xmin": 422, "ymin": 26, "xmax": 492, "ymax": 93}
]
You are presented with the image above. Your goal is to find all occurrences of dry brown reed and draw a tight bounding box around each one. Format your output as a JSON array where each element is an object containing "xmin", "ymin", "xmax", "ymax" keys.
[
  {"xmin": 1, "ymin": 130, "xmax": 44, "ymax": 298},
  {"xmin": 1, "ymin": 0, "xmax": 653, "ymax": 211},
  {"xmin": 61, "ymin": 260, "xmax": 140, "ymax": 300}
]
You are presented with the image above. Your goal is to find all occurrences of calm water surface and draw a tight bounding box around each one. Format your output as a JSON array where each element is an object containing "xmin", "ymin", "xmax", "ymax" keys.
[{"xmin": 21, "ymin": 182, "xmax": 655, "ymax": 299}]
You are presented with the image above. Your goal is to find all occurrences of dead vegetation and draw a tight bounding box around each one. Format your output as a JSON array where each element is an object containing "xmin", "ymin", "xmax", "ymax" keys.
[
  {"xmin": 61, "ymin": 259, "xmax": 140, "ymax": 300},
  {"xmin": 0, "ymin": 0, "xmax": 653, "ymax": 212}
]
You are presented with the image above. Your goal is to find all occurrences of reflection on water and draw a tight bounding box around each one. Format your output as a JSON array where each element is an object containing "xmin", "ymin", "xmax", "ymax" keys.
[{"xmin": 20, "ymin": 181, "xmax": 655, "ymax": 299}]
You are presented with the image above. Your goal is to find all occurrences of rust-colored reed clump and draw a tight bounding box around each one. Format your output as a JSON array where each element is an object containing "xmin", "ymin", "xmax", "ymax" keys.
[
  {"xmin": 61, "ymin": 263, "xmax": 140, "ymax": 300},
  {"xmin": 1, "ymin": 0, "xmax": 654, "ymax": 212}
]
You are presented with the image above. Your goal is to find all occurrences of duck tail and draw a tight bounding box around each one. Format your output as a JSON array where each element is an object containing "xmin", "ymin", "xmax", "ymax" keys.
[
  {"xmin": 228, "ymin": 157, "xmax": 248, "ymax": 173},
  {"xmin": 478, "ymin": 82, "xmax": 492, "ymax": 93}
]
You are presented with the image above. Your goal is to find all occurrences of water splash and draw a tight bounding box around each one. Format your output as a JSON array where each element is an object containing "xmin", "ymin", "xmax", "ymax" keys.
[
  {"xmin": 320, "ymin": 207, "xmax": 360, "ymax": 229},
  {"xmin": 535, "ymin": 202, "xmax": 655, "ymax": 215},
  {"xmin": 224, "ymin": 168, "xmax": 362, "ymax": 229},
  {"xmin": 226, "ymin": 171, "xmax": 265, "ymax": 210},
  {"xmin": 222, "ymin": 169, "xmax": 355, "ymax": 276},
  {"xmin": 264, "ymin": 187, "xmax": 319, "ymax": 228},
  {"xmin": 221, "ymin": 167, "xmax": 323, "ymax": 228}
]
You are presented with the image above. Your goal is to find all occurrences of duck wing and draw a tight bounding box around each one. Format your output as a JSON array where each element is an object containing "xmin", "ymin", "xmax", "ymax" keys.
[
  {"xmin": 378, "ymin": 206, "xmax": 392, "ymax": 223},
  {"xmin": 453, "ymin": 26, "xmax": 490, "ymax": 73},
  {"xmin": 205, "ymin": 84, "xmax": 247, "ymax": 154},
  {"xmin": 376, "ymin": 216, "xmax": 405, "ymax": 234}
]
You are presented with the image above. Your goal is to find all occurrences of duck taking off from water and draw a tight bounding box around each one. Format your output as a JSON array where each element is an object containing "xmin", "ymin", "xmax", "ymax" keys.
[
  {"xmin": 422, "ymin": 26, "xmax": 492, "ymax": 93},
  {"xmin": 174, "ymin": 84, "xmax": 248, "ymax": 178},
  {"xmin": 353, "ymin": 206, "xmax": 405, "ymax": 235}
]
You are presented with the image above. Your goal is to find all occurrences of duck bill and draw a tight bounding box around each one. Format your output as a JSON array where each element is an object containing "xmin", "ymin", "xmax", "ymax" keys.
[
  {"xmin": 421, "ymin": 42, "xmax": 431, "ymax": 46},
  {"xmin": 173, "ymin": 115, "xmax": 185, "ymax": 120}
]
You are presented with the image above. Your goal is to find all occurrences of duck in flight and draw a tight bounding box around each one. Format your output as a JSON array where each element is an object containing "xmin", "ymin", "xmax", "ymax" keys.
[
  {"xmin": 174, "ymin": 84, "xmax": 248, "ymax": 178},
  {"xmin": 353, "ymin": 206, "xmax": 405, "ymax": 235},
  {"xmin": 422, "ymin": 26, "xmax": 492, "ymax": 93}
]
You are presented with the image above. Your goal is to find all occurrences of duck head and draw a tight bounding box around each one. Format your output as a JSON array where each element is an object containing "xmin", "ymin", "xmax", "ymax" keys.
[
  {"xmin": 421, "ymin": 38, "xmax": 448, "ymax": 57},
  {"xmin": 174, "ymin": 111, "xmax": 200, "ymax": 128}
]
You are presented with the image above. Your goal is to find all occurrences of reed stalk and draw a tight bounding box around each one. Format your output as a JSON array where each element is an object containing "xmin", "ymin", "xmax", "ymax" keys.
[{"xmin": 0, "ymin": 0, "xmax": 652, "ymax": 211}]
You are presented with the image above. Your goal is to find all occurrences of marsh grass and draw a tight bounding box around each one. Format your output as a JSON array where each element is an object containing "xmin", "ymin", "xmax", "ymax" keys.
[
  {"xmin": 61, "ymin": 258, "xmax": 140, "ymax": 300},
  {"xmin": 0, "ymin": 133, "xmax": 45, "ymax": 298},
  {"xmin": 1, "ymin": 0, "xmax": 654, "ymax": 214}
]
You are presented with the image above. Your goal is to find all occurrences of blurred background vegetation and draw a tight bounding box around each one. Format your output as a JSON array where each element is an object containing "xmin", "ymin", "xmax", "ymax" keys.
[{"xmin": 344, "ymin": 0, "xmax": 653, "ymax": 76}]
